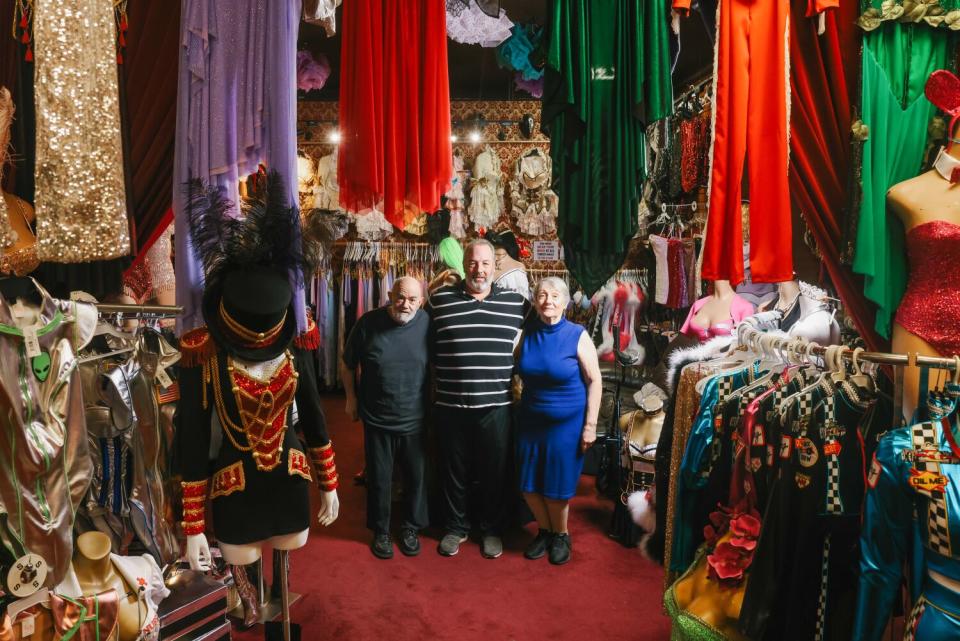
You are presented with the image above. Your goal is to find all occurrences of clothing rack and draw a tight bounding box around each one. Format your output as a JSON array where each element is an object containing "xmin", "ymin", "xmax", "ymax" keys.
[
  {"xmin": 95, "ymin": 303, "xmax": 182, "ymax": 319},
  {"xmin": 736, "ymin": 321, "xmax": 958, "ymax": 372}
]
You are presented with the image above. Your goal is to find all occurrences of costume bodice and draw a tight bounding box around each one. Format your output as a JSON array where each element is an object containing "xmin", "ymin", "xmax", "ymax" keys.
[{"xmin": 895, "ymin": 220, "xmax": 960, "ymax": 356}]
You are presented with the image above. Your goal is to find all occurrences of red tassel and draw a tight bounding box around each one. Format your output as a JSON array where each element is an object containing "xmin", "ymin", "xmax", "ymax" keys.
[
  {"xmin": 119, "ymin": 32, "xmax": 126, "ymax": 47},
  {"xmin": 116, "ymin": 52, "xmax": 123, "ymax": 65},
  {"xmin": 19, "ymin": 13, "xmax": 27, "ymax": 28},
  {"xmin": 20, "ymin": 30, "xmax": 29, "ymax": 44},
  {"xmin": 24, "ymin": 44, "xmax": 32, "ymax": 62},
  {"xmin": 120, "ymin": 15, "xmax": 128, "ymax": 31}
]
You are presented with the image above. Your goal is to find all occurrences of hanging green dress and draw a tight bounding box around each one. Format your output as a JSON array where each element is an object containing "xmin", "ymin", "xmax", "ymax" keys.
[
  {"xmin": 854, "ymin": 20, "xmax": 955, "ymax": 338},
  {"xmin": 542, "ymin": 0, "xmax": 672, "ymax": 295}
]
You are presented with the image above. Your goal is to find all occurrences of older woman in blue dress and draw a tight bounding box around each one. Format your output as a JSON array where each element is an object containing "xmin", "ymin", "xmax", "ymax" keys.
[{"xmin": 516, "ymin": 277, "xmax": 602, "ymax": 564}]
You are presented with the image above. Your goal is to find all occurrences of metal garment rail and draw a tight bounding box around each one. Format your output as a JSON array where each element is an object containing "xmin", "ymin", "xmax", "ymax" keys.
[
  {"xmin": 736, "ymin": 322, "xmax": 959, "ymax": 372},
  {"xmin": 96, "ymin": 303, "xmax": 182, "ymax": 317}
]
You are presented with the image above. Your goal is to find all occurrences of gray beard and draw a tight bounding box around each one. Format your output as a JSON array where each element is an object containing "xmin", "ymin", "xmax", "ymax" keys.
[
  {"xmin": 466, "ymin": 278, "xmax": 491, "ymax": 294},
  {"xmin": 389, "ymin": 308, "xmax": 415, "ymax": 324}
]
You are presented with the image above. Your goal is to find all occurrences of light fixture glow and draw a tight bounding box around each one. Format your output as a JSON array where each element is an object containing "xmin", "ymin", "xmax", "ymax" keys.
[
  {"xmin": 450, "ymin": 134, "xmax": 458, "ymax": 143},
  {"xmin": 328, "ymin": 130, "xmax": 341, "ymax": 144},
  {"xmin": 468, "ymin": 130, "xmax": 481, "ymax": 144}
]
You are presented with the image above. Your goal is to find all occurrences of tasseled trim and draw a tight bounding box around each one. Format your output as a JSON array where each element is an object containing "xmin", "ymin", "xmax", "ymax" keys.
[
  {"xmin": 294, "ymin": 319, "xmax": 320, "ymax": 351},
  {"xmin": 180, "ymin": 326, "xmax": 215, "ymax": 368}
]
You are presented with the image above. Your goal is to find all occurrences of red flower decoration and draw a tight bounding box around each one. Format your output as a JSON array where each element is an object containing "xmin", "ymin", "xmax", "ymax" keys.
[
  {"xmin": 707, "ymin": 542, "xmax": 750, "ymax": 581},
  {"xmin": 730, "ymin": 513, "xmax": 761, "ymax": 539}
]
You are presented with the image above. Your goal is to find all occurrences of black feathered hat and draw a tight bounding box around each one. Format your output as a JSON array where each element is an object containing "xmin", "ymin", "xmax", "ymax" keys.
[
  {"xmin": 485, "ymin": 228, "xmax": 520, "ymax": 260},
  {"xmin": 186, "ymin": 172, "xmax": 318, "ymax": 361}
]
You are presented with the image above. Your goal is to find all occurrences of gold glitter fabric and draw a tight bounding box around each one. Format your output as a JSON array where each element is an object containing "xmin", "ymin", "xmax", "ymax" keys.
[
  {"xmin": 33, "ymin": 0, "xmax": 130, "ymax": 263},
  {"xmin": 0, "ymin": 87, "xmax": 17, "ymax": 251},
  {"xmin": 663, "ymin": 362, "xmax": 715, "ymax": 591}
]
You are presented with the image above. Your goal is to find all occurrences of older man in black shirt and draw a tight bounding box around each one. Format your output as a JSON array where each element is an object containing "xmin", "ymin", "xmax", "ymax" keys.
[
  {"xmin": 427, "ymin": 239, "xmax": 530, "ymax": 559},
  {"xmin": 342, "ymin": 276, "xmax": 430, "ymax": 559}
]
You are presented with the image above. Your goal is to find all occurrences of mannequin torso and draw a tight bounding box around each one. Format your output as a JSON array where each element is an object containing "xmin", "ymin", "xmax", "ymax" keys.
[
  {"xmin": 73, "ymin": 533, "xmax": 143, "ymax": 641},
  {"xmin": 888, "ymin": 165, "xmax": 960, "ymax": 420},
  {"xmin": 691, "ymin": 280, "xmax": 737, "ymax": 328}
]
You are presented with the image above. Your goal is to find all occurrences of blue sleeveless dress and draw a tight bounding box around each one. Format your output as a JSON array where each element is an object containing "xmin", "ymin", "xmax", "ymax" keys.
[{"xmin": 517, "ymin": 317, "xmax": 587, "ymax": 499}]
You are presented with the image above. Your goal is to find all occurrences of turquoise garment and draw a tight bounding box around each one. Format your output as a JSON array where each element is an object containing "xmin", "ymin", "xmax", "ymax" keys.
[
  {"xmin": 496, "ymin": 24, "xmax": 543, "ymax": 80},
  {"xmin": 853, "ymin": 24, "xmax": 953, "ymax": 338},
  {"xmin": 542, "ymin": 0, "xmax": 672, "ymax": 295},
  {"xmin": 853, "ymin": 420, "xmax": 960, "ymax": 640},
  {"xmin": 669, "ymin": 368, "xmax": 752, "ymax": 574}
]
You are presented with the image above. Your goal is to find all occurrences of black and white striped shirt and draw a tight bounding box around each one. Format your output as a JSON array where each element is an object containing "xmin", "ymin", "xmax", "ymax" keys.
[{"xmin": 427, "ymin": 283, "xmax": 530, "ymax": 409}]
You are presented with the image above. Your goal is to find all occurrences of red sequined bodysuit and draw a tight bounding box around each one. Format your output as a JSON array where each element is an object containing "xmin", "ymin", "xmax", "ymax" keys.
[{"xmin": 895, "ymin": 220, "xmax": 960, "ymax": 356}]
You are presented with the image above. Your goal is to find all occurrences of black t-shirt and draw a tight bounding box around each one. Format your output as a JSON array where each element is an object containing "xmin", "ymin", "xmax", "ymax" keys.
[{"xmin": 342, "ymin": 307, "xmax": 429, "ymax": 433}]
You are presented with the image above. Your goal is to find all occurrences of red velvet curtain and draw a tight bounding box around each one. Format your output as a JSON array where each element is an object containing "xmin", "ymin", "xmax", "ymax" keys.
[
  {"xmin": 121, "ymin": 1, "xmax": 180, "ymax": 259},
  {"xmin": 789, "ymin": 0, "xmax": 885, "ymax": 351}
]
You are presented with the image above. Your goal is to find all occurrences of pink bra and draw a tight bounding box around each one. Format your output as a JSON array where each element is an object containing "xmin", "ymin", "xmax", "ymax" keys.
[{"xmin": 683, "ymin": 317, "xmax": 735, "ymax": 342}]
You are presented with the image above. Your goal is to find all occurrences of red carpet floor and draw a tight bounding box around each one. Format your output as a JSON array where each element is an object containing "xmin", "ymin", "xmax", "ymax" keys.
[{"xmin": 233, "ymin": 394, "xmax": 671, "ymax": 641}]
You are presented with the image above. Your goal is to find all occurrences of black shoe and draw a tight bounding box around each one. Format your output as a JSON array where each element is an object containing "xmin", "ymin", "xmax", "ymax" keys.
[
  {"xmin": 398, "ymin": 528, "xmax": 421, "ymax": 557},
  {"xmin": 524, "ymin": 529, "xmax": 552, "ymax": 560},
  {"xmin": 549, "ymin": 533, "xmax": 571, "ymax": 565},
  {"xmin": 371, "ymin": 532, "xmax": 394, "ymax": 559}
]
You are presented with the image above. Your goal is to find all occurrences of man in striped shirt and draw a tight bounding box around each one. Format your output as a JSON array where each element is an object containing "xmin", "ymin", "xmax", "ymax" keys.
[{"xmin": 427, "ymin": 239, "xmax": 530, "ymax": 559}]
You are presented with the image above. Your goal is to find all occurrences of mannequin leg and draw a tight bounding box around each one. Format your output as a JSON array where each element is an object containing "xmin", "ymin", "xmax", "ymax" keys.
[{"xmin": 220, "ymin": 529, "xmax": 309, "ymax": 565}]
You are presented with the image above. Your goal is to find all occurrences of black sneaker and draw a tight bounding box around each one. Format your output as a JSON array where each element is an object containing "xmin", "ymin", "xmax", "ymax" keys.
[
  {"xmin": 524, "ymin": 529, "xmax": 552, "ymax": 560},
  {"xmin": 370, "ymin": 532, "xmax": 393, "ymax": 559},
  {"xmin": 549, "ymin": 533, "xmax": 571, "ymax": 565},
  {"xmin": 398, "ymin": 528, "xmax": 421, "ymax": 557}
]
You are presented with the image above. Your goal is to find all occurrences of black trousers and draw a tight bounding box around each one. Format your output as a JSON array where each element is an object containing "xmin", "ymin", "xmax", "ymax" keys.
[
  {"xmin": 436, "ymin": 405, "xmax": 511, "ymax": 537},
  {"xmin": 364, "ymin": 424, "xmax": 428, "ymax": 534}
]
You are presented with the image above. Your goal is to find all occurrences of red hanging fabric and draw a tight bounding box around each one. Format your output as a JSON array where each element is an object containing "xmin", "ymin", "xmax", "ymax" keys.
[
  {"xmin": 788, "ymin": 0, "xmax": 885, "ymax": 351},
  {"xmin": 339, "ymin": 0, "xmax": 452, "ymax": 230}
]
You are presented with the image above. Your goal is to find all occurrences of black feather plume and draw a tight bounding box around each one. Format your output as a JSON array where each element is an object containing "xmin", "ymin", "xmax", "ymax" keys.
[{"xmin": 184, "ymin": 172, "xmax": 314, "ymax": 287}]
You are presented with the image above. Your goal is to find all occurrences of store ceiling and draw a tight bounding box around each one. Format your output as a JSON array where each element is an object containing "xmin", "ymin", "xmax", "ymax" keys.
[{"xmin": 298, "ymin": 0, "xmax": 714, "ymax": 102}]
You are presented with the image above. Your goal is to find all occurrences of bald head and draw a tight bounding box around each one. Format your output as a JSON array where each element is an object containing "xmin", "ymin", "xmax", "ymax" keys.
[{"xmin": 388, "ymin": 276, "xmax": 423, "ymax": 324}]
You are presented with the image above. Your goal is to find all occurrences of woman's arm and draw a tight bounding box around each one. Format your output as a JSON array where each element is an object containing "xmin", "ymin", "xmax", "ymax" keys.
[{"xmin": 576, "ymin": 330, "xmax": 602, "ymax": 452}]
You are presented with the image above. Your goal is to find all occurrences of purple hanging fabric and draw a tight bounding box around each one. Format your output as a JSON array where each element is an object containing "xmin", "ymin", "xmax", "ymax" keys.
[{"xmin": 173, "ymin": 0, "xmax": 306, "ymax": 334}]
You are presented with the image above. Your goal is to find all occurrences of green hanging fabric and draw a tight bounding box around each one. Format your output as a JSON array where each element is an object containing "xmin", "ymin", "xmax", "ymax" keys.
[
  {"xmin": 542, "ymin": 0, "xmax": 672, "ymax": 295},
  {"xmin": 853, "ymin": 24, "xmax": 953, "ymax": 338}
]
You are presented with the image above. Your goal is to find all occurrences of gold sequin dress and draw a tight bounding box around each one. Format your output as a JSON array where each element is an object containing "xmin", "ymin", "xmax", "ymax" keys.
[{"xmin": 33, "ymin": 0, "xmax": 130, "ymax": 262}]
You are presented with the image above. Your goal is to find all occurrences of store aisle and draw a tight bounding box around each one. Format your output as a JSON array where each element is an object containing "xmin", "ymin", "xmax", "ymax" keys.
[{"xmin": 234, "ymin": 394, "xmax": 670, "ymax": 641}]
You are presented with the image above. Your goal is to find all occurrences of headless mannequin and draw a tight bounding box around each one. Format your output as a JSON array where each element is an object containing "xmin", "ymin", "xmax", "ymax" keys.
[
  {"xmin": 185, "ymin": 351, "xmax": 339, "ymax": 569},
  {"xmin": 621, "ymin": 396, "xmax": 665, "ymax": 455},
  {"xmin": 494, "ymin": 247, "xmax": 526, "ymax": 280},
  {"xmin": 691, "ymin": 279, "xmax": 737, "ymax": 328},
  {"xmin": 73, "ymin": 532, "xmax": 143, "ymax": 641},
  {"xmin": 774, "ymin": 280, "xmax": 800, "ymax": 311},
  {"xmin": 887, "ymin": 138, "xmax": 960, "ymax": 420}
]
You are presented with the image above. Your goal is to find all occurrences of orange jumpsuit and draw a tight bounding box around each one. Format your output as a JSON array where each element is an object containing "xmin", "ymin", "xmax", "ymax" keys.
[{"xmin": 674, "ymin": 0, "xmax": 837, "ymax": 285}]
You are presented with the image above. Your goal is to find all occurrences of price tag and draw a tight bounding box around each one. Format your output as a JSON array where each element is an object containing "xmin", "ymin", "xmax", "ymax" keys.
[
  {"xmin": 21, "ymin": 614, "xmax": 34, "ymax": 637},
  {"xmin": 155, "ymin": 366, "xmax": 173, "ymax": 390},
  {"xmin": 22, "ymin": 327, "xmax": 41, "ymax": 359}
]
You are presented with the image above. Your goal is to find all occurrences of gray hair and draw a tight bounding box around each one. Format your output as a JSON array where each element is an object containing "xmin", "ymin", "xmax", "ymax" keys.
[
  {"xmin": 463, "ymin": 239, "xmax": 495, "ymax": 264},
  {"xmin": 535, "ymin": 277, "xmax": 570, "ymax": 306}
]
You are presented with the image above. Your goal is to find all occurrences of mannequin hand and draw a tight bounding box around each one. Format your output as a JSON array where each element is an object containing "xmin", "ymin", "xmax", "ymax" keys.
[
  {"xmin": 345, "ymin": 397, "xmax": 359, "ymax": 422},
  {"xmin": 317, "ymin": 489, "xmax": 340, "ymax": 526},
  {"xmin": 581, "ymin": 425, "xmax": 597, "ymax": 453},
  {"xmin": 186, "ymin": 534, "xmax": 212, "ymax": 571}
]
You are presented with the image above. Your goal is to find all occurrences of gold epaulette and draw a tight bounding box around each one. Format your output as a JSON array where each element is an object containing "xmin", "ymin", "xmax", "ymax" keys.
[{"xmin": 180, "ymin": 326, "xmax": 216, "ymax": 368}]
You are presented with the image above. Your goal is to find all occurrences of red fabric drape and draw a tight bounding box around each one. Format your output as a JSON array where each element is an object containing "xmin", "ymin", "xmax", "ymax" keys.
[
  {"xmin": 122, "ymin": 1, "xmax": 180, "ymax": 257},
  {"xmin": 339, "ymin": 0, "xmax": 452, "ymax": 229},
  {"xmin": 789, "ymin": 0, "xmax": 885, "ymax": 351}
]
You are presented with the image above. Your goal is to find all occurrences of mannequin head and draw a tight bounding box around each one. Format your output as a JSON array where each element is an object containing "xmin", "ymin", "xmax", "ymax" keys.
[{"xmin": 76, "ymin": 531, "xmax": 111, "ymax": 561}]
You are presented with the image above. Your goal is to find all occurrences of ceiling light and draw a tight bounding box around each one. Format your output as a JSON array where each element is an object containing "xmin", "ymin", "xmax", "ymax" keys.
[
  {"xmin": 450, "ymin": 134, "xmax": 458, "ymax": 143},
  {"xmin": 328, "ymin": 130, "xmax": 341, "ymax": 144},
  {"xmin": 469, "ymin": 130, "xmax": 481, "ymax": 144}
]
